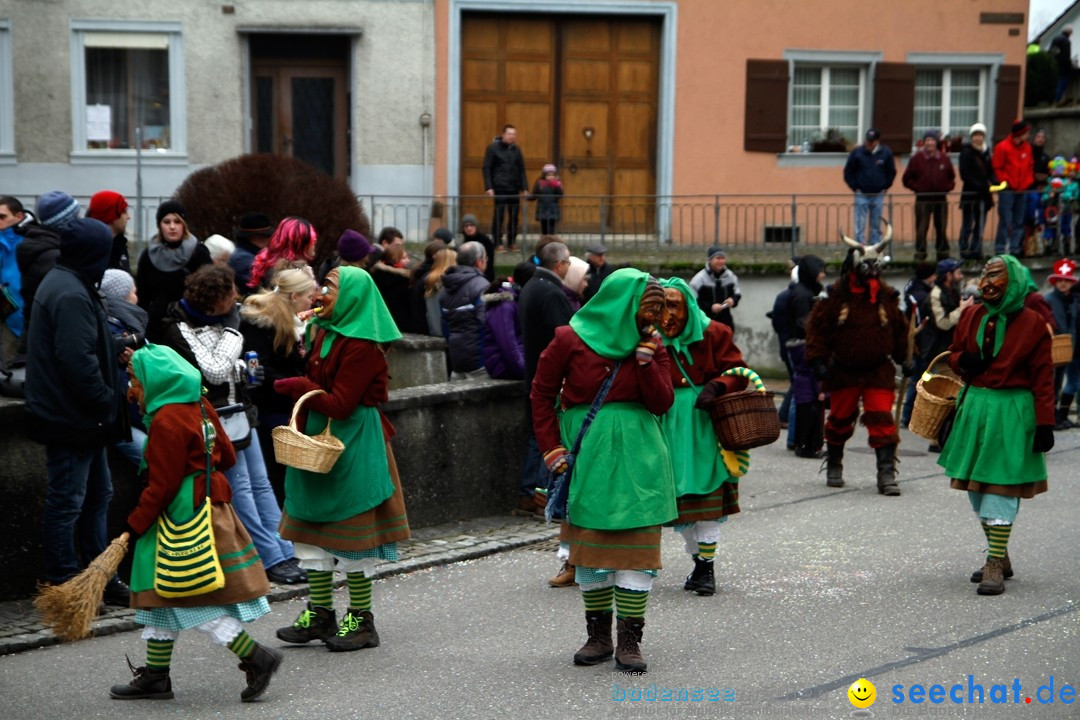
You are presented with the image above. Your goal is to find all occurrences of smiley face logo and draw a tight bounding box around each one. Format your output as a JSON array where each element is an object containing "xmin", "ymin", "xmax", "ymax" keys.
[{"xmin": 848, "ymin": 678, "xmax": 876, "ymax": 709}]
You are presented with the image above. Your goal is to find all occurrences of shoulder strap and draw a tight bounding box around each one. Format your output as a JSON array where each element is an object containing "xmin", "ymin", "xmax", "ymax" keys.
[
  {"xmin": 199, "ymin": 400, "xmax": 212, "ymax": 498},
  {"xmin": 568, "ymin": 361, "xmax": 621, "ymax": 456}
]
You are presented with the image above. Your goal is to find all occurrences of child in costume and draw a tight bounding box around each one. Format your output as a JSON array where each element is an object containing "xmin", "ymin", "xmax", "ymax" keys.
[{"xmin": 111, "ymin": 344, "xmax": 279, "ymax": 703}]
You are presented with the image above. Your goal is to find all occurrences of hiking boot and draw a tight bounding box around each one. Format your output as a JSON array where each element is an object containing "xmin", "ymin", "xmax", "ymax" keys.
[
  {"xmin": 109, "ymin": 657, "xmax": 174, "ymax": 700},
  {"xmin": 970, "ymin": 551, "xmax": 1013, "ymax": 583},
  {"xmin": 614, "ymin": 617, "xmax": 647, "ymax": 673},
  {"xmin": 976, "ymin": 557, "xmax": 1007, "ymax": 596},
  {"xmin": 238, "ymin": 643, "xmax": 282, "ymax": 702},
  {"xmin": 324, "ymin": 609, "xmax": 380, "ymax": 652},
  {"xmin": 276, "ymin": 603, "xmax": 336, "ymax": 644},
  {"xmin": 683, "ymin": 557, "xmax": 716, "ymax": 596},
  {"xmin": 874, "ymin": 444, "xmax": 901, "ymax": 496},
  {"xmin": 549, "ymin": 561, "xmax": 577, "ymax": 588},
  {"xmin": 573, "ymin": 610, "xmax": 614, "ymax": 666},
  {"xmin": 824, "ymin": 443, "xmax": 844, "ymax": 487}
]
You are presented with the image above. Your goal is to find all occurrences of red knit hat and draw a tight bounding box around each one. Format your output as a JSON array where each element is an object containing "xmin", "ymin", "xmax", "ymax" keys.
[
  {"xmin": 87, "ymin": 190, "xmax": 128, "ymax": 225},
  {"xmin": 1049, "ymin": 258, "xmax": 1079, "ymax": 284}
]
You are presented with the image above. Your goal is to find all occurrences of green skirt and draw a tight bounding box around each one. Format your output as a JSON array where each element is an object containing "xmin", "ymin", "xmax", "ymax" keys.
[
  {"xmin": 561, "ymin": 402, "xmax": 677, "ymax": 531},
  {"xmin": 285, "ymin": 405, "xmax": 394, "ymax": 523},
  {"xmin": 660, "ymin": 387, "xmax": 734, "ymax": 497},
  {"xmin": 938, "ymin": 386, "xmax": 1047, "ymax": 485}
]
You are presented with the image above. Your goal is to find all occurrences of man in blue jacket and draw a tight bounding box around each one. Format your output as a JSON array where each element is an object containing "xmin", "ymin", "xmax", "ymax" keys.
[{"xmin": 843, "ymin": 129, "xmax": 897, "ymax": 245}]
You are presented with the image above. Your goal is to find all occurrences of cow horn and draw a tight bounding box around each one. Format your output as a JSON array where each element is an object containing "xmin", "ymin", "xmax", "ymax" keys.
[
  {"xmin": 869, "ymin": 219, "xmax": 893, "ymax": 254},
  {"xmin": 838, "ymin": 229, "xmax": 861, "ymax": 249}
]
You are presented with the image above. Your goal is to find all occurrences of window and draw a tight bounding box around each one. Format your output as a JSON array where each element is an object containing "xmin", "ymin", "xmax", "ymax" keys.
[
  {"xmin": 913, "ymin": 67, "xmax": 986, "ymax": 142},
  {"xmin": 790, "ymin": 65, "xmax": 865, "ymax": 149},
  {"xmin": 0, "ymin": 20, "xmax": 13, "ymax": 158},
  {"xmin": 70, "ymin": 21, "xmax": 185, "ymax": 156}
]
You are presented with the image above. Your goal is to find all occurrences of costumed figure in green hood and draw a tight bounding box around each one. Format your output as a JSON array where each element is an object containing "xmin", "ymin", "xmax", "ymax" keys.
[
  {"xmin": 938, "ymin": 254, "xmax": 1055, "ymax": 596},
  {"xmin": 531, "ymin": 268, "xmax": 677, "ymax": 673},
  {"xmin": 272, "ymin": 266, "xmax": 411, "ymax": 651},
  {"xmin": 111, "ymin": 344, "xmax": 281, "ymax": 703},
  {"xmin": 656, "ymin": 278, "xmax": 750, "ymax": 597}
]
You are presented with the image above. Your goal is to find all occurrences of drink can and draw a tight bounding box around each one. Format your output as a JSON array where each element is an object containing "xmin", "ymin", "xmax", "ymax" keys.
[{"xmin": 244, "ymin": 351, "xmax": 259, "ymax": 384}]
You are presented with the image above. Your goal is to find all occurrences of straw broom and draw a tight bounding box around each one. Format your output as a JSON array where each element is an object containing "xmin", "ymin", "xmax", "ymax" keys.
[{"xmin": 33, "ymin": 532, "xmax": 130, "ymax": 641}]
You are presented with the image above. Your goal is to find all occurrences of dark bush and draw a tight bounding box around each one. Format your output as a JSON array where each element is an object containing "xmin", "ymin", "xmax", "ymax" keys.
[
  {"xmin": 174, "ymin": 154, "xmax": 370, "ymax": 268},
  {"xmin": 1026, "ymin": 50, "xmax": 1058, "ymax": 108}
]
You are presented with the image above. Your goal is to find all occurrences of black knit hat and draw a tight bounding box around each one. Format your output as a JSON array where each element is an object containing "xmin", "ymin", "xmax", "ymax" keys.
[{"xmin": 155, "ymin": 200, "xmax": 186, "ymax": 226}]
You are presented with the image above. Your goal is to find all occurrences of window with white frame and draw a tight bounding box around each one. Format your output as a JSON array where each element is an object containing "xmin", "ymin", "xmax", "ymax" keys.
[
  {"xmin": 913, "ymin": 67, "xmax": 986, "ymax": 144},
  {"xmin": 70, "ymin": 21, "xmax": 185, "ymax": 154},
  {"xmin": 0, "ymin": 20, "xmax": 13, "ymax": 157},
  {"xmin": 790, "ymin": 65, "xmax": 866, "ymax": 150}
]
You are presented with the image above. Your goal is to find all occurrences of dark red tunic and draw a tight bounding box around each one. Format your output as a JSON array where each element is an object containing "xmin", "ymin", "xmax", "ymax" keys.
[{"xmin": 665, "ymin": 321, "xmax": 748, "ymax": 392}]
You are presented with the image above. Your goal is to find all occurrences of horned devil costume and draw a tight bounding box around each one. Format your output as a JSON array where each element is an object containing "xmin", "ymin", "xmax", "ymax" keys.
[{"xmin": 806, "ymin": 223, "xmax": 911, "ymax": 494}]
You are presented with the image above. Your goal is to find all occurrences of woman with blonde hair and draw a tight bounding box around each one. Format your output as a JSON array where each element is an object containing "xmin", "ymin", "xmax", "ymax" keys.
[
  {"xmin": 423, "ymin": 247, "xmax": 457, "ymax": 336},
  {"xmin": 240, "ymin": 267, "xmax": 316, "ymax": 505}
]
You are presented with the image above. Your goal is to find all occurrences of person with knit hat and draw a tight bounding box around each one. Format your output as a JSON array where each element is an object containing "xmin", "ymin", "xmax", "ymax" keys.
[
  {"xmin": 135, "ymin": 200, "xmax": 212, "ymax": 342},
  {"xmin": 657, "ymin": 277, "xmax": 749, "ymax": 596},
  {"xmin": 15, "ymin": 191, "xmax": 81, "ymax": 350},
  {"xmin": 87, "ymin": 190, "xmax": 132, "ymax": 272},
  {"xmin": 938, "ymin": 255, "xmax": 1055, "ymax": 595},
  {"xmin": 689, "ymin": 246, "xmax": 741, "ymax": 331},
  {"xmin": 528, "ymin": 163, "xmax": 563, "ymax": 236},
  {"xmin": 902, "ymin": 130, "xmax": 956, "ymax": 262},
  {"xmin": 958, "ymin": 123, "xmax": 996, "ymax": 260},
  {"xmin": 992, "ymin": 121, "xmax": 1034, "ymax": 256},
  {"xmin": 109, "ymin": 343, "xmax": 281, "ymax": 703},
  {"xmin": 230, "ymin": 212, "xmax": 274, "ymax": 295},
  {"xmin": 1044, "ymin": 258, "xmax": 1080, "ymax": 429},
  {"xmin": 272, "ymin": 266, "xmax": 410, "ymax": 652},
  {"xmin": 24, "ymin": 217, "xmax": 131, "ymax": 605},
  {"xmin": 101, "ymin": 268, "xmax": 151, "ymax": 468},
  {"xmin": 460, "ymin": 213, "xmax": 494, "ymax": 283},
  {"xmin": 531, "ymin": 267, "xmax": 677, "ymax": 672}
]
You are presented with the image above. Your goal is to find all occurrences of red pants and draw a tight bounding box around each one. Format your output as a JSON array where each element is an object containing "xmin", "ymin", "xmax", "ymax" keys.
[{"xmin": 824, "ymin": 386, "xmax": 899, "ymax": 448}]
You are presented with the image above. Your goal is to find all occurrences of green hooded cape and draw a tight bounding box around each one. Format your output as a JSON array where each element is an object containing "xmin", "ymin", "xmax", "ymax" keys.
[
  {"xmin": 130, "ymin": 344, "xmax": 204, "ymax": 429},
  {"xmin": 569, "ymin": 267, "xmax": 651, "ymax": 359},
  {"xmin": 658, "ymin": 277, "xmax": 710, "ymax": 366},
  {"xmin": 312, "ymin": 265, "xmax": 403, "ymax": 358},
  {"xmin": 977, "ymin": 255, "xmax": 1038, "ymax": 359}
]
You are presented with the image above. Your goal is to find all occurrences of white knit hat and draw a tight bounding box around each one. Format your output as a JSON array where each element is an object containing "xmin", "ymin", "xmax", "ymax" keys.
[{"xmin": 969, "ymin": 123, "xmax": 987, "ymax": 136}]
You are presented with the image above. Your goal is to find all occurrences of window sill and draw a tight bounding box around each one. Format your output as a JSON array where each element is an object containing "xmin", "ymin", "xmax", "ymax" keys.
[
  {"xmin": 68, "ymin": 150, "xmax": 190, "ymax": 167},
  {"xmin": 0, "ymin": 152, "xmax": 15, "ymax": 166},
  {"xmin": 776, "ymin": 152, "xmax": 849, "ymax": 168}
]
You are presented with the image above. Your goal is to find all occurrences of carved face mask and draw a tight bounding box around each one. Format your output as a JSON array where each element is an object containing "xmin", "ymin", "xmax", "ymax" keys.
[
  {"xmin": 978, "ymin": 258, "xmax": 1008, "ymax": 305},
  {"xmin": 660, "ymin": 287, "xmax": 688, "ymax": 338},
  {"xmin": 636, "ymin": 279, "xmax": 665, "ymax": 336}
]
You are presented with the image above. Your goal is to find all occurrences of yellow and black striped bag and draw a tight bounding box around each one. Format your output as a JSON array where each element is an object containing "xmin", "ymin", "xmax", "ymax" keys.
[{"xmin": 154, "ymin": 407, "xmax": 225, "ymax": 598}]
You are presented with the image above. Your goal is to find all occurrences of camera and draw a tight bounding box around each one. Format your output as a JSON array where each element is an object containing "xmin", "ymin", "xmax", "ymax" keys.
[{"xmin": 114, "ymin": 332, "xmax": 146, "ymax": 351}]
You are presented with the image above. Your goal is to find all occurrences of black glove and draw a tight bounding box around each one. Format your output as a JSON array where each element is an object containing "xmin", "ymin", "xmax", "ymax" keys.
[
  {"xmin": 245, "ymin": 364, "xmax": 266, "ymax": 388},
  {"xmin": 694, "ymin": 380, "xmax": 726, "ymax": 410},
  {"xmin": 957, "ymin": 351, "xmax": 991, "ymax": 378},
  {"xmin": 901, "ymin": 362, "xmax": 917, "ymax": 378},
  {"xmin": 1032, "ymin": 425, "xmax": 1055, "ymax": 454},
  {"xmin": 811, "ymin": 360, "xmax": 829, "ymax": 381}
]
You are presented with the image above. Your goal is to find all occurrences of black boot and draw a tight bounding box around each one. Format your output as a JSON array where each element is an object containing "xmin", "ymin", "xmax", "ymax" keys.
[
  {"xmin": 825, "ymin": 443, "xmax": 844, "ymax": 487},
  {"xmin": 573, "ymin": 610, "xmax": 614, "ymax": 665},
  {"xmin": 874, "ymin": 444, "xmax": 901, "ymax": 496},
  {"xmin": 237, "ymin": 643, "xmax": 282, "ymax": 703},
  {"xmin": 276, "ymin": 602, "xmax": 336, "ymax": 644},
  {"xmin": 324, "ymin": 609, "xmax": 380, "ymax": 652},
  {"xmin": 109, "ymin": 657, "xmax": 174, "ymax": 700},
  {"xmin": 683, "ymin": 557, "xmax": 716, "ymax": 596},
  {"xmin": 1054, "ymin": 404, "xmax": 1076, "ymax": 430}
]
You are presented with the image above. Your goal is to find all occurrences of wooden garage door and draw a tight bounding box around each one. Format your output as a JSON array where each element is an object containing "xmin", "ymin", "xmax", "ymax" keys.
[{"xmin": 460, "ymin": 14, "xmax": 659, "ymax": 234}]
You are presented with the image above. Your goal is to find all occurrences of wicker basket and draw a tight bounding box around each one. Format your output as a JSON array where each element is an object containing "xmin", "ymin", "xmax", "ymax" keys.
[
  {"xmin": 909, "ymin": 352, "xmax": 964, "ymax": 441},
  {"xmin": 272, "ymin": 389, "xmax": 345, "ymax": 473},
  {"xmin": 1051, "ymin": 333, "xmax": 1072, "ymax": 367},
  {"xmin": 706, "ymin": 367, "xmax": 781, "ymax": 451}
]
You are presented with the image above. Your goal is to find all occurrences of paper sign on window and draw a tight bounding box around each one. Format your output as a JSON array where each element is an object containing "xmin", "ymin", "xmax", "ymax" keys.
[{"xmin": 87, "ymin": 104, "xmax": 111, "ymax": 142}]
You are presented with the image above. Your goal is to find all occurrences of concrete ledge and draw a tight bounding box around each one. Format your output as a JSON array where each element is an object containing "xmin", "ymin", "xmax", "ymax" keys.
[{"xmin": 386, "ymin": 332, "xmax": 449, "ymax": 390}]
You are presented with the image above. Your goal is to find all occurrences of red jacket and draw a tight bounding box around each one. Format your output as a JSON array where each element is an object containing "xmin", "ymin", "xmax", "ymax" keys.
[
  {"xmin": 992, "ymin": 137, "xmax": 1034, "ymax": 192},
  {"xmin": 902, "ymin": 149, "xmax": 956, "ymax": 196}
]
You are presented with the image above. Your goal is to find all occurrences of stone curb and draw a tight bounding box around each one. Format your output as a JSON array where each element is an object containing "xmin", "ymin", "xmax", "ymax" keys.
[{"xmin": 0, "ymin": 523, "xmax": 558, "ymax": 657}]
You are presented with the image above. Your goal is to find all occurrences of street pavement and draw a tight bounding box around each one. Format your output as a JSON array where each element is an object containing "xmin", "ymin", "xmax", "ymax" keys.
[{"xmin": 1, "ymin": 426, "xmax": 1077, "ymax": 719}]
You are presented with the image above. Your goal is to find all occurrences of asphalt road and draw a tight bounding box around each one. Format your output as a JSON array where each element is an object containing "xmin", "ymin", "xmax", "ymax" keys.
[{"xmin": 1, "ymin": 427, "xmax": 1078, "ymax": 720}]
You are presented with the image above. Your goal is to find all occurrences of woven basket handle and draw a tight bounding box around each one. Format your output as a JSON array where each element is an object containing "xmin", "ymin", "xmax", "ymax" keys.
[
  {"xmin": 922, "ymin": 351, "xmax": 952, "ymax": 381},
  {"xmin": 719, "ymin": 366, "xmax": 767, "ymax": 393},
  {"xmin": 290, "ymin": 389, "xmax": 334, "ymax": 438},
  {"xmin": 1047, "ymin": 323, "xmax": 1056, "ymax": 339}
]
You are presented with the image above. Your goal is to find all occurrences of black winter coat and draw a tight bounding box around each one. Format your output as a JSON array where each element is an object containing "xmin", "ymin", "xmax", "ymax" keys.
[
  {"xmin": 239, "ymin": 316, "xmax": 307, "ymax": 419},
  {"xmin": 14, "ymin": 223, "xmax": 61, "ymax": 347},
  {"xmin": 24, "ymin": 263, "xmax": 122, "ymax": 448},
  {"xmin": 482, "ymin": 138, "xmax": 528, "ymax": 194},
  {"xmin": 136, "ymin": 242, "xmax": 213, "ymax": 342},
  {"xmin": 518, "ymin": 266, "xmax": 574, "ymax": 385},
  {"xmin": 439, "ymin": 265, "xmax": 491, "ymax": 373},
  {"xmin": 958, "ymin": 143, "xmax": 996, "ymax": 206},
  {"xmin": 787, "ymin": 256, "xmax": 826, "ymax": 341}
]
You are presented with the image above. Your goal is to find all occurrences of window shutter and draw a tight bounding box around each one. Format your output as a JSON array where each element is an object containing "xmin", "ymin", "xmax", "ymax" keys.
[
  {"xmin": 993, "ymin": 65, "xmax": 1021, "ymax": 145},
  {"xmin": 744, "ymin": 59, "xmax": 789, "ymax": 153},
  {"xmin": 872, "ymin": 62, "xmax": 915, "ymax": 154}
]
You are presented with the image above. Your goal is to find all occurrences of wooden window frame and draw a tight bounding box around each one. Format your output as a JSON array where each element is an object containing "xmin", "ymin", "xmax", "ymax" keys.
[{"xmin": 912, "ymin": 66, "xmax": 989, "ymax": 149}]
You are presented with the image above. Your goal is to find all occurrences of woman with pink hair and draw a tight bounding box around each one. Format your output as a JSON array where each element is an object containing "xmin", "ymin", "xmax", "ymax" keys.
[{"xmin": 248, "ymin": 217, "xmax": 317, "ymax": 289}]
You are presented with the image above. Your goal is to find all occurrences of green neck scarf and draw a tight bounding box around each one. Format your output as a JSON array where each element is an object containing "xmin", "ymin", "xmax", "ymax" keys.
[
  {"xmin": 312, "ymin": 266, "xmax": 403, "ymax": 358},
  {"xmin": 130, "ymin": 344, "xmax": 204, "ymax": 428},
  {"xmin": 976, "ymin": 255, "xmax": 1037, "ymax": 359},
  {"xmin": 569, "ymin": 268, "xmax": 651, "ymax": 359},
  {"xmin": 659, "ymin": 277, "xmax": 709, "ymax": 365}
]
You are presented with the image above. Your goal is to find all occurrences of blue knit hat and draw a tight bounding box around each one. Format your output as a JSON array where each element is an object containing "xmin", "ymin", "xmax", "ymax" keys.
[{"xmin": 35, "ymin": 191, "xmax": 80, "ymax": 230}]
